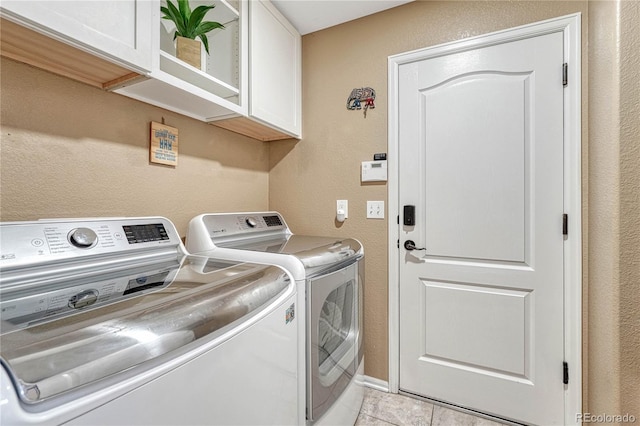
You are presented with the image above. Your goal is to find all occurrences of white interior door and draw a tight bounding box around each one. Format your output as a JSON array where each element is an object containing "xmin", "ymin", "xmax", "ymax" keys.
[{"xmin": 397, "ymin": 30, "xmax": 566, "ymax": 425}]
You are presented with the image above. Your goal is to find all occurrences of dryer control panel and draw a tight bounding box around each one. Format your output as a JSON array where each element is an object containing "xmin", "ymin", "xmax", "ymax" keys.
[{"xmin": 203, "ymin": 212, "xmax": 290, "ymax": 242}]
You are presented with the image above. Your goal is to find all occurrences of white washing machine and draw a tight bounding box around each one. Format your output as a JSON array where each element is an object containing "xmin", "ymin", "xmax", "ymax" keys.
[
  {"xmin": 186, "ymin": 212, "xmax": 365, "ymax": 425},
  {"xmin": 0, "ymin": 217, "xmax": 302, "ymax": 425}
]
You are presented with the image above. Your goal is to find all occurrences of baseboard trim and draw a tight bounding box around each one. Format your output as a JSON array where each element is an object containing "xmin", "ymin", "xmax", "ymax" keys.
[{"xmin": 363, "ymin": 375, "xmax": 390, "ymax": 392}]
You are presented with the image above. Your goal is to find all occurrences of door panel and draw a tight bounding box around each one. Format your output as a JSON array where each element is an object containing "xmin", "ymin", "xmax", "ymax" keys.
[
  {"xmin": 422, "ymin": 280, "xmax": 531, "ymax": 378},
  {"xmin": 399, "ymin": 31, "xmax": 565, "ymax": 425},
  {"xmin": 423, "ymin": 73, "xmax": 530, "ymax": 263}
]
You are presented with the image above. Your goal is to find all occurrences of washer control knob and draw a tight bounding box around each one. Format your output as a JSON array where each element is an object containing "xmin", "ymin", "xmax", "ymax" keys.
[
  {"xmin": 69, "ymin": 228, "xmax": 98, "ymax": 248},
  {"xmin": 245, "ymin": 217, "xmax": 258, "ymax": 228}
]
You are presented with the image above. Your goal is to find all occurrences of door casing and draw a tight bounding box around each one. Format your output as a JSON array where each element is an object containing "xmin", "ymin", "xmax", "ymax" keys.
[{"xmin": 387, "ymin": 13, "xmax": 582, "ymax": 425}]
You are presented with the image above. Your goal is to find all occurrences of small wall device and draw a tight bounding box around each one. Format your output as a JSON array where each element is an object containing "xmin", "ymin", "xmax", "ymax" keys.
[{"xmin": 361, "ymin": 160, "xmax": 387, "ymax": 182}]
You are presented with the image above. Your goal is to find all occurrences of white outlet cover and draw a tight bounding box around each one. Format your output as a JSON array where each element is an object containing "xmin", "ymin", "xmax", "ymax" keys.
[{"xmin": 337, "ymin": 200, "xmax": 348, "ymax": 218}]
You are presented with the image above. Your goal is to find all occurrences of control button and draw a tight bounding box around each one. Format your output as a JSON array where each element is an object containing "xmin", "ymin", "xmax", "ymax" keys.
[
  {"xmin": 68, "ymin": 289, "xmax": 99, "ymax": 309},
  {"xmin": 68, "ymin": 228, "xmax": 98, "ymax": 248},
  {"xmin": 245, "ymin": 217, "xmax": 258, "ymax": 228},
  {"xmin": 113, "ymin": 232, "xmax": 123, "ymax": 239},
  {"xmin": 31, "ymin": 239, "xmax": 44, "ymax": 247}
]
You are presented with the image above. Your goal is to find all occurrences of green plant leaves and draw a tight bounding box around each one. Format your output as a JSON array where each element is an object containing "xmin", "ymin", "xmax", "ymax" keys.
[
  {"xmin": 198, "ymin": 34, "xmax": 210, "ymax": 55},
  {"xmin": 177, "ymin": 0, "xmax": 191, "ymax": 22},
  {"xmin": 161, "ymin": 0, "xmax": 224, "ymax": 53},
  {"xmin": 188, "ymin": 5, "xmax": 215, "ymax": 33},
  {"xmin": 197, "ymin": 21, "xmax": 225, "ymax": 33},
  {"xmin": 161, "ymin": 1, "xmax": 187, "ymax": 38},
  {"xmin": 197, "ymin": 21, "xmax": 225, "ymax": 53}
]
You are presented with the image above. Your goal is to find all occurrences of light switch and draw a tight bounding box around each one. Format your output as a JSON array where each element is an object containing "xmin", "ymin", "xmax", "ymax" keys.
[{"xmin": 367, "ymin": 201, "xmax": 385, "ymax": 219}]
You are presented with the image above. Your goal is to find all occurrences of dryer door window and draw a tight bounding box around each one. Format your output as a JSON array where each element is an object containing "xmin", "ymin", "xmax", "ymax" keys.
[
  {"xmin": 319, "ymin": 280, "xmax": 354, "ymax": 368},
  {"xmin": 308, "ymin": 262, "xmax": 359, "ymax": 421}
]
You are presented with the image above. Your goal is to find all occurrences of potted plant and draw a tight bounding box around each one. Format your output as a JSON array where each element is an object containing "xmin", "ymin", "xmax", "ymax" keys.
[{"xmin": 161, "ymin": 0, "xmax": 225, "ymax": 69}]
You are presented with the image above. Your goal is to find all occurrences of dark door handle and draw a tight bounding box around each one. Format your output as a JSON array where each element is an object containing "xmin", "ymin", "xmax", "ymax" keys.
[{"xmin": 404, "ymin": 240, "xmax": 425, "ymax": 251}]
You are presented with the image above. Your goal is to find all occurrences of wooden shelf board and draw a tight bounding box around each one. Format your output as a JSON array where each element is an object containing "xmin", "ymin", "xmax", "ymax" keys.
[
  {"xmin": 0, "ymin": 18, "xmax": 140, "ymax": 89},
  {"xmin": 210, "ymin": 116, "xmax": 296, "ymax": 141}
]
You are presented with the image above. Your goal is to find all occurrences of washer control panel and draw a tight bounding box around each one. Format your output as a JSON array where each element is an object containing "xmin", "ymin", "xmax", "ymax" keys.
[
  {"xmin": 0, "ymin": 265, "xmax": 178, "ymax": 330},
  {"xmin": 0, "ymin": 217, "xmax": 180, "ymax": 270}
]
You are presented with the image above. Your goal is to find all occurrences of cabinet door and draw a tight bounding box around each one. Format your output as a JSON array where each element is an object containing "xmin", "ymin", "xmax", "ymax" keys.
[
  {"xmin": 0, "ymin": 1, "xmax": 153, "ymax": 73},
  {"xmin": 249, "ymin": 0, "xmax": 301, "ymax": 137}
]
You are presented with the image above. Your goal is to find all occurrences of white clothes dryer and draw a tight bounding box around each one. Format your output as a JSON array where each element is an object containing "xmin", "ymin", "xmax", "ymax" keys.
[{"xmin": 186, "ymin": 212, "xmax": 365, "ymax": 425}]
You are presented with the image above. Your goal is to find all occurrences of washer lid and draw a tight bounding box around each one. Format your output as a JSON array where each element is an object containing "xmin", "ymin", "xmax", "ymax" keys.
[{"xmin": 0, "ymin": 256, "xmax": 291, "ymax": 405}]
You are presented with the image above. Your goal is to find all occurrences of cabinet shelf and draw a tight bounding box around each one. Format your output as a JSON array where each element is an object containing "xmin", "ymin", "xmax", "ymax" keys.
[
  {"xmin": 159, "ymin": 51, "xmax": 239, "ymax": 99},
  {"xmin": 114, "ymin": 71, "xmax": 242, "ymax": 122},
  {"xmin": 159, "ymin": 0, "xmax": 240, "ymax": 102}
]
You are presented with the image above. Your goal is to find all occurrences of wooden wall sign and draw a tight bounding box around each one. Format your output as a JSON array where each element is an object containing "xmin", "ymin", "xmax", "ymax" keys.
[{"xmin": 150, "ymin": 121, "xmax": 179, "ymax": 166}]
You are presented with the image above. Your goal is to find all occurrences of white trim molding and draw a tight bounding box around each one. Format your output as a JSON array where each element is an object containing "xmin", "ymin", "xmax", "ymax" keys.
[
  {"xmin": 363, "ymin": 375, "xmax": 390, "ymax": 393},
  {"xmin": 387, "ymin": 13, "xmax": 582, "ymax": 425}
]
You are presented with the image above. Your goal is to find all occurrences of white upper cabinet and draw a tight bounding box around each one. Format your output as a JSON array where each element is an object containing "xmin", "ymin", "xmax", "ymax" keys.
[
  {"xmin": 247, "ymin": 0, "xmax": 301, "ymax": 137},
  {"xmin": 1, "ymin": 0, "xmax": 301, "ymax": 141},
  {"xmin": 118, "ymin": 0, "xmax": 301, "ymax": 140},
  {"xmin": 0, "ymin": 1, "xmax": 153, "ymax": 73},
  {"xmin": 114, "ymin": 0, "xmax": 245, "ymax": 122}
]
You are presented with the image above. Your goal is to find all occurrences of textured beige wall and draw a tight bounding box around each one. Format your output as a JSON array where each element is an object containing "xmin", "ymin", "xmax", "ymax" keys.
[
  {"xmin": 587, "ymin": 0, "xmax": 621, "ymax": 414},
  {"xmin": 587, "ymin": 1, "xmax": 640, "ymax": 419},
  {"xmin": 618, "ymin": 0, "xmax": 640, "ymax": 418},
  {"xmin": 0, "ymin": 57, "xmax": 270, "ymax": 236},
  {"xmin": 270, "ymin": 0, "xmax": 588, "ymax": 383}
]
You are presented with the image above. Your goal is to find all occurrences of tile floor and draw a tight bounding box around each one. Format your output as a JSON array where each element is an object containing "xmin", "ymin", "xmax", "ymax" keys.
[{"xmin": 355, "ymin": 388, "xmax": 509, "ymax": 426}]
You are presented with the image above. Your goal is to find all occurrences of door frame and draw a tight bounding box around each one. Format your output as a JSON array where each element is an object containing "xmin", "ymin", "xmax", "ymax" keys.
[{"xmin": 387, "ymin": 14, "xmax": 582, "ymax": 424}]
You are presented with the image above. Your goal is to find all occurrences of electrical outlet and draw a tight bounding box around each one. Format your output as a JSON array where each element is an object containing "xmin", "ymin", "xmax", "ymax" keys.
[
  {"xmin": 337, "ymin": 200, "xmax": 348, "ymax": 219},
  {"xmin": 367, "ymin": 201, "xmax": 385, "ymax": 219}
]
